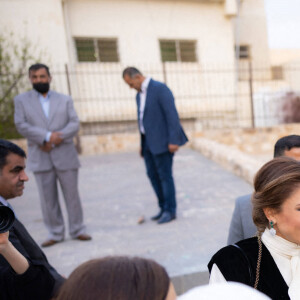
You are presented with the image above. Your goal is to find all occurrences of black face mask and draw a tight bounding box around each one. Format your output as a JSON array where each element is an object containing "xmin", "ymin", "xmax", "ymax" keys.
[{"xmin": 33, "ymin": 82, "xmax": 50, "ymax": 94}]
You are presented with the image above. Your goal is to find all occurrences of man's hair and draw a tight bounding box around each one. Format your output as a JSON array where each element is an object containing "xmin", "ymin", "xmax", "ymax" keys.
[
  {"xmin": 122, "ymin": 67, "xmax": 142, "ymax": 78},
  {"xmin": 274, "ymin": 135, "xmax": 300, "ymax": 157},
  {"xmin": 0, "ymin": 139, "xmax": 26, "ymax": 171},
  {"xmin": 28, "ymin": 63, "xmax": 50, "ymax": 76}
]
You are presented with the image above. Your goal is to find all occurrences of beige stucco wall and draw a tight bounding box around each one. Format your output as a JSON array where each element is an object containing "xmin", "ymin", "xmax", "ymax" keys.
[
  {"xmin": 67, "ymin": 0, "xmax": 235, "ymax": 65},
  {"xmin": 65, "ymin": 0, "xmax": 238, "ymax": 122},
  {"xmin": 0, "ymin": 0, "xmax": 69, "ymax": 66},
  {"xmin": 0, "ymin": 0, "xmax": 274, "ymax": 127},
  {"xmin": 237, "ymin": 0, "xmax": 270, "ymax": 65},
  {"xmin": 270, "ymin": 49, "xmax": 300, "ymax": 66}
]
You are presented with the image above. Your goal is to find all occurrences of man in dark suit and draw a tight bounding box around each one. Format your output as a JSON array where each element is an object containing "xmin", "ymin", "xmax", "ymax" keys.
[
  {"xmin": 227, "ymin": 134, "xmax": 300, "ymax": 245},
  {"xmin": 123, "ymin": 67, "xmax": 188, "ymax": 224},
  {"xmin": 14, "ymin": 63, "xmax": 91, "ymax": 247},
  {"xmin": 0, "ymin": 139, "xmax": 64, "ymax": 299}
]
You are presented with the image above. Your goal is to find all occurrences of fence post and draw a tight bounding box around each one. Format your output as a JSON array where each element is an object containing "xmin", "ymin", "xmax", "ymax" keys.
[
  {"xmin": 65, "ymin": 63, "xmax": 82, "ymax": 154},
  {"xmin": 248, "ymin": 59, "xmax": 255, "ymax": 128},
  {"xmin": 162, "ymin": 62, "xmax": 167, "ymax": 84},
  {"xmin": 65, "ymin": 63, "xmax": 72, "ymax": 96}
]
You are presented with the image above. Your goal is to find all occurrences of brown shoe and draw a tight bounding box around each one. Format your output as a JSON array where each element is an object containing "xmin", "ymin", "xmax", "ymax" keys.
[
  {"xmin": 76, "ymin": 234, "xmax": 92, "ymax": 241},
  {"xmin": 41, "ymin": 239, "xmax": 62, "ymax": 248}
]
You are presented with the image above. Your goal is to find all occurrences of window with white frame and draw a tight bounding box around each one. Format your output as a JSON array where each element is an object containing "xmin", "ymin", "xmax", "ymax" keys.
[
  {"xmin": 160, "ymin": 40, "xmax": 197, "ymax": 62},
  {"xmin": 74, "ymin": 38, "xmax": 119, "ymax": 62}
]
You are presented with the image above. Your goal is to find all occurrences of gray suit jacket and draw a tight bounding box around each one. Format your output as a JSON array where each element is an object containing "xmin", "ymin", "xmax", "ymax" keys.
[
  {"xmin": 227, "ymin": 194, "xmax": 257, "ymax": 245},
  {"xmin": 14, "ymin": 90, "xmax": 80, "ymax": 172}
]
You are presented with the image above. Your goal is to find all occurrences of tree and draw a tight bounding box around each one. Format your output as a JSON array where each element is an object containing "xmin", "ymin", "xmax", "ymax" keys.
[{"xmin": 0, "ymin": 33, "xmax": 43, "ymax": 139}]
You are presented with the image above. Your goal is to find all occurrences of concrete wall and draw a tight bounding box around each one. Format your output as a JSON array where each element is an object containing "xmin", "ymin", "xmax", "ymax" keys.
[
  {"xmin": 237, "ymin": 0, "xmax": 270, "ymax": 66},
  {"xmin": 0, "ymin": 0, "xmax": 69, "ymax": 65},
  {"xmin": 66, "ymin": 0, "xmax": 234, "ymax": 65}
]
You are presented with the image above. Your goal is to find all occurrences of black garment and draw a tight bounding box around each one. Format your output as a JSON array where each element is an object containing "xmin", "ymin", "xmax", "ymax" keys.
[
  {"xmin": 0, "ymin": 217, "xmax": 65, "ymax": 300},
  {"xmin": 208, "ymin": 237, "xmax": 289, "ymax": 300}
]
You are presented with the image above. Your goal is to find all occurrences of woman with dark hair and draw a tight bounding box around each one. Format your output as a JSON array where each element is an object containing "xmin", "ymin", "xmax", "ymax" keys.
[
  {"xmin": 54, "ymin": 256, "xmax": 176, "ymax": 300},
  {"xmin": 208, "ymin": 157, "xmax": 300, "ymax": 300}
]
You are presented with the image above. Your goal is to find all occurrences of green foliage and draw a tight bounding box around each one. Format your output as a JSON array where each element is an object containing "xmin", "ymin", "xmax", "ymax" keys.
[{"xmin": 0, "ymin": 33, "xmax": 40, "ymax": 139}]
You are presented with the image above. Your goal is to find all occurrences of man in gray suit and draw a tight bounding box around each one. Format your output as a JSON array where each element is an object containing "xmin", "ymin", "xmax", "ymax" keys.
[
  {"xmin": 14, "ymin": 63, "xmax": 91, "ymax": 247},
  {"xmin": 227, "ymin": 134, "xmax": 300, "ymax": 245}
]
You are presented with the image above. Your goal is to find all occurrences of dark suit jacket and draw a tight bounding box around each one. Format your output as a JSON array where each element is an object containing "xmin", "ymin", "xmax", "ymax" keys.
[
  {"xmin": 137, "ymin": 79, "xmax": 188, "ymax": 155},
  {"xmin": 0, "ymin": 209, "xmax": 65, "ymax": 300}
]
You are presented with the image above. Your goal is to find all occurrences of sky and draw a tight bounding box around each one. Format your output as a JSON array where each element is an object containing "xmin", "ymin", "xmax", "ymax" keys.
[{"xmin": 264, "ymin": 0, "xmax": 300, "ymax": 49}]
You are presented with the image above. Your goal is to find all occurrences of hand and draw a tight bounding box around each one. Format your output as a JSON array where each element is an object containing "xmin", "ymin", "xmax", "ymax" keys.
[
  {"xmin": 168, "ymin": 144, "xmax": 179, "ymax": 153},
  {"xmin": 40, "ymin": 142, "xmax": 53, "ymax": 152},
  {"xmin": 139, "ymin": 148, "xmax": 143, "ymax": 157},
  {"xmin": 0, "ymin": 232, "xmax": 10, "ymax": 254},
  {"xmin": 50, "ymin": 132, "xmax": 63, "ymax": 145}
]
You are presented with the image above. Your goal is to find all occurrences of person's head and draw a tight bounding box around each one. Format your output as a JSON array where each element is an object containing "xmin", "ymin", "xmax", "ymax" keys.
[
  {"xmin": 0, "ymin": 139, "xmax": 28, "ymax": 200},
  {"xmin": 55, "ymin": 256, "xmax": 176, "ymax": 300},
  {"xmin": 122, "ymin": 67, "xmax": 145, "ymax": 92},
  {"xmin": 274, "ymin": 135, "xmax": 300, "ymax": 160},
  {"xmin": 28, "ymin": 63, "xmax": 51, "ymax": 95},
  {"xmin": 252, "ymin": 157, "xmax": 300, "ymax": 244}
]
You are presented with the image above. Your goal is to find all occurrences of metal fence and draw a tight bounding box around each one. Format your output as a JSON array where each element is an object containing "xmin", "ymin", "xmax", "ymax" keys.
[{"xmin": 2, "ymin": 61, "xmax": 300, "ymax": 137}]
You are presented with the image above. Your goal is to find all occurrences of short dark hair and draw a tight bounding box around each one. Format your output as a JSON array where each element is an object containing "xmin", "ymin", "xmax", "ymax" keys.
[
  {"xmin": 122, "ymin": 67, "xmax": 142, "ymax": 78},
  {"xmin": 274, "ymin": 135, "xmax": 300, "ymax": 157},
  {"xmin": 28, "ymin": 63, "xmax": 50, "ymax": 76},
  {"xmin": 0, "ymin": 139, "xmax": 26, "ymax": 172},
  {"xmin": 55, "ymin": 256, "xmax": 170, "ymax": 300}
]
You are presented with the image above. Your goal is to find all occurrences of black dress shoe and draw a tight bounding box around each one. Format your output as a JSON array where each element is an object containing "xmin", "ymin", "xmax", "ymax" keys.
[
  {"xmin": 157, "ymin": 212, "xmax": 176, "ymax": 224},
  {"xmin": 151, "ymin": 210, "xmax": 164, "ymax": 221}
]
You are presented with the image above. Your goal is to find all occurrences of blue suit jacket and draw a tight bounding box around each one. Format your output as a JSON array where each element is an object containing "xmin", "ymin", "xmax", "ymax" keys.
[{"xmin": 137, "ymin": 79, "xmax": 188, "ymax": 154}]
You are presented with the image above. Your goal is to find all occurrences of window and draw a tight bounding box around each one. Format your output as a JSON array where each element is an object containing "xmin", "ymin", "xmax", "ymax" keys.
[
  {"xmin": 271, "ymin": 66, "xmax": 284, "ymax": 80},
  {"xmin": 75, "ymin": 38, "xmax": 119, "ymax": 62},
  {"xmin": 235, "ymin": 45, "xmax": 250, "ymax": 59},
  {"xmin": 160, "ymin": 40, "xmax": 197, "ymax": 62}
]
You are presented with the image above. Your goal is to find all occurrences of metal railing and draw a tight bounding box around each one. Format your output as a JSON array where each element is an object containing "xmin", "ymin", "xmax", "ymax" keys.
[{"xmin": 1, "ymin": 61, "xmax": 300, "ymax": 137}]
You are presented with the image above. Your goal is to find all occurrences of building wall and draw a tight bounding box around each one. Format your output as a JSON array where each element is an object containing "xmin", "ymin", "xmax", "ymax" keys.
[
  {"xmin": 0, "ymin": 0, "xmax": 274, "ymax": 126},
  {"xmin": 0, "ymin": 0, "xmax": 69, "ymax": 66},
  {"xmin": 237, "ymin": 0, "xmax": 270, "ymax": 66},
  {"xmin": 66, "ymin": 0, "xmax": 235, "ymax": 65}
]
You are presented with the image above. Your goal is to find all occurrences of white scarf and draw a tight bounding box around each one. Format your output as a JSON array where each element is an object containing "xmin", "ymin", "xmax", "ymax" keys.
[{"xmin": 262, "ymin": 228, "xmax": 300, "ymax": 300}]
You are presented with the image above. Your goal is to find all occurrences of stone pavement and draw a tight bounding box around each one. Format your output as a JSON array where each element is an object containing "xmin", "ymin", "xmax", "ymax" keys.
[{"xmin": 12, "ymin": 148, "xmax": 252, "ymax": 294}]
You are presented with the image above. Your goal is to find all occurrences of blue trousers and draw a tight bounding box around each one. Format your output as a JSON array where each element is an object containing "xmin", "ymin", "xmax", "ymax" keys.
[{"xmin": 142, "ymin": 136, "xmax": 176, "ymax": 215}]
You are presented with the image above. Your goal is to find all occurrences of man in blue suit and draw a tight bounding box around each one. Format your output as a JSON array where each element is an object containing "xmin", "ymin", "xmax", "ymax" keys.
[{"xmin": 123, "ymin": 67, "xmax": 188, "ymax": 224}]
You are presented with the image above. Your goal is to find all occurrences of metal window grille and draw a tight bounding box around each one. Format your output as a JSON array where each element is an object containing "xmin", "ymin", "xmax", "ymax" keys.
[
  {"xmin": 160, "ymin": 40, "xmax": 197, "ymax": 62},
  {"xmin": 160, "ymin": 40, "xmax": 177, "ymax": 62},
  {"xmin": 236, "ymin": 45, "xmax": 250, "ymax": 59},
  {"xmin": 75, "ymin": 38, "xmax": 119, "ymax": 62},
  {"xmin": 75, "ymin": 39, "xmax": 97, "ymax": 62},
  {"xmin": 179, "ymin": 41, "xmax": 197, "ymax": 62},
  {"xmin": 97, "ymin": 39, "xmax": 119, "ymax": 62},
  {"xmin": 271, "ymin": 66, "xmax": 284, "ymax": 80}
]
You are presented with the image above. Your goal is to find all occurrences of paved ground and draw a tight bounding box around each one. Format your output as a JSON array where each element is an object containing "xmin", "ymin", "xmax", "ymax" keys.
[{"xmin": 11, "ymin": 148, "xmax": 252, "ymax": 291}]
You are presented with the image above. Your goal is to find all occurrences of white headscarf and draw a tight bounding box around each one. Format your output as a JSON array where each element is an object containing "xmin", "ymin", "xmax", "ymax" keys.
[
  {"xmin": 262, "ymin": 228, "xmax": 300, "ymax": 300},
  {"xmin": 178, "ymin": 282, "xmax": 270, "ymax": 300}
]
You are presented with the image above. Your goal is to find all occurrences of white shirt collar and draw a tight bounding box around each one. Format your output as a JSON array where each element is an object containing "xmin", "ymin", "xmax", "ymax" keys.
[{"xmin": 141, "ymin": 77, "xmax": 151, "ymax": 93}]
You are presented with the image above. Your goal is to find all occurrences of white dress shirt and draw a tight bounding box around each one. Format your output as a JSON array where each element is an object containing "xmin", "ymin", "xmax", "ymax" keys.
[
  {"xmin": 37, "ymin": 91, "xmax": 52, "ymax": 142},
  {"xmin": 139, "ymin": 77, "xmax": 151, "ymax": 134}
]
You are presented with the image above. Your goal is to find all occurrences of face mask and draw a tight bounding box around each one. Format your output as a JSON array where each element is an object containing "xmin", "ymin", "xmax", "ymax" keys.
[{"xmin": 33, "ymin": 82, "xmax": 50, "ymax": 94}]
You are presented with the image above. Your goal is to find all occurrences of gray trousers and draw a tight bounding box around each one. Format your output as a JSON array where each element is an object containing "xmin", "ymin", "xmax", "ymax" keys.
[{"xmin": 34, "ymin": 168, "xmax": 86, "ymax": 241}]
